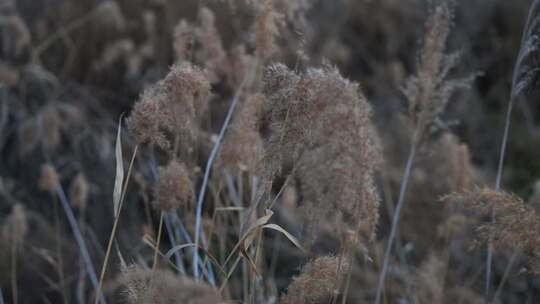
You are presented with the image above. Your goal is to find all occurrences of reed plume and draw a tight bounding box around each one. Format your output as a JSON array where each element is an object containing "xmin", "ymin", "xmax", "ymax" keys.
[
  {"xmin": 69, "ymin": 173, "xmax": 90, "ymax": 210},
  {"xmin": 280, "ymin": 256, "xmax": 350, "ymax": 304},
  {"xmin": 38, "ymin": 163, "xmax": 60, "ymax": 193},
  {"xmin": 121, "ymin": 265, "xmax": 223, "ymax": 304},
  {"xmin": 127, "ymin": 62, "xmax": 211, "ymax": 156},
  {"xmin": 2, "ymin": 204, "xmax": 28, "ymax": 304},
  {"xmin": 375, "ymin": 2, "xmax": 475, "ymax": 302},
  {"xmin": 217, "ymin": 93, "xmax": 265, "ymax": 173},
  {"xmin": 260, "ymin": 63, "xmax": 381, "ymax": 243},
  {"xmin": 442, "ymin": 188, "xmax": 540, "ymax": 272},
  {"xmin": 511, "ymin": 0, "xmax": 540, "ymax": 99},
  {"xmin": 154, "ymin": 160, "xmax": 191, "ymax": 212}
]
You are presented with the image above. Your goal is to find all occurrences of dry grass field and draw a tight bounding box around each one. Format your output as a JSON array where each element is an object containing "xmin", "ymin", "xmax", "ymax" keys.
[{"xmin": 1, "ymin": 0, "xmax": 540, "ymax": 303}]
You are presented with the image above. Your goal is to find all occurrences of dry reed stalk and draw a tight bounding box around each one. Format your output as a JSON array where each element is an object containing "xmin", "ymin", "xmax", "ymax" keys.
[
  {"xmin": 2, "ymin": 204, "xmax": 28, "ymax": 304},
  {"xmin": 484, "ymin": 1, "xmax": 540, "ymax": 301},
  {"xmin": 216, "ymin": 93, "xmax": 265, "ymax": 174},
  {"xmin": 375, "ymin": 2, "xmax": 474, "ymax": 302},
  {"xmin": 94, "ymin": 144, "xmax": 138, "ymax": 304}
]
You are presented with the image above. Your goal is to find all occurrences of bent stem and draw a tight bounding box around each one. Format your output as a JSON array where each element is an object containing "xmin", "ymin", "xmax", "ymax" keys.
[
  {"xmin": 375, "ymin": 137, "xmax": 418, "ymax": 304},
  {"xmin": 94, "ymin": 145, "xmax": 138, "ymax": 304}
]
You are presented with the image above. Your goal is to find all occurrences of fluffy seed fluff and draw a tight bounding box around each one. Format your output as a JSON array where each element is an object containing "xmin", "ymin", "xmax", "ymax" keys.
[
  {"xmin": 412, "ymin": 254, "xmax": 445, "ymax": 304},
  {"xmin": 40, "ymin": 103, "xmax": 62, "ymax": 150},
  {"xmin": 121, "ymin": 265, "xmax": 223, "ymax": 304},
  {"xmin": 1, "ymin": 204, "xmax": 28, "ymax": 249},
  {"xmin": 127, "ymin": 62, "xmax": 211, "ymax": 156},
  {"xmin": 69, "ymin": 173, "xmax": 90, "ymax": 210},
  {"xmin": 402, "ymin": 1, "xmax": 474, "ymax": 141},
  {"xmin": 254, "ymin": 0, "xmax": 280, "ymax": 60},
  {"xmin": 260, "ymin": 63, "xmax": 381, "ymax": 242},
  {"xmin": 442, "ymin": 188, "xmax": 540, "ymax": 272},
  {"xmin": 280, "ymin": 255, "xmax": 350, "ymax": 304},
  {"xmin": 93, "ymin": 0, "xmax": 126, "ymax": 32},
  {"xmin": 154, "ymin": 160, "xmax": 191, "ymax": 212},
  {"xmin": 197, "ymin": 7, "xmax": 227, "ymax": 82},
  {"xmin": 217, "ymin": 93, "xmax": 265, "ymax": 173},
  {"xmin": 38, "ymin": 163, "xmax": 60, "ymax": 193}
]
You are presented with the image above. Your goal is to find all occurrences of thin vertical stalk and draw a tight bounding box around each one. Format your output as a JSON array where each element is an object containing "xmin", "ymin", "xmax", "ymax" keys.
[
  {"xmin": 193, "ymin": 78, "xmax": 247, "ymax": 279},
  {"xmin": 10, "ymin": 241, "xmax": 17, "ymax": 304},
  {"xmin": 493, "ymin": 251, "xmax": 517, "ymax": 302},
  {"xmin": 164, "ymin": 214, "xmax": 186, "ymax": 274},
  {"xmin": 94, "ymin": 145, "xmax": 138, "ymax": 304},
  {"xmin": 375, "ymin": 139, "xmax": 418, "ymax": 304},
  {"xmin": 151, "ymin": 212, "xmax": 165, "ymax": 274},
  {"xmin": 485, "ymin": 95, "xmax": 515, "ymax": 304},
  {"xmin": 55, "ymin": 185, "xmax": 104, "ymax": 304}
]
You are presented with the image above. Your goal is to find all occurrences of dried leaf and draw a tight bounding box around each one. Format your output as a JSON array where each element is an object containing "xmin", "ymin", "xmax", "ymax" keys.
[
  {"xmin": 262, "ymin": 223, "xmax": 305, "ymax": 253},
  {"xmin": 113, "ymin": 115, "xmax": 124, "ymax": 217}
]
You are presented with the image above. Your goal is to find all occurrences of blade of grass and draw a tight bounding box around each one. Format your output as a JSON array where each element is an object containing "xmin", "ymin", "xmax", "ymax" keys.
[{"xmin": 94, "ymin": 117, "xmax": 138, "ymax": 304}]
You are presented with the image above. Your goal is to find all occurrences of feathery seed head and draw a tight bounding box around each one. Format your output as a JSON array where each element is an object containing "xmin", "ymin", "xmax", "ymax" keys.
[
  {"xmin": 121, "ymin": 265, "xmax": 223, "ymax": 304},
  {"xmin": 40, "ymin": 103, "xmax": 62, "ymax": 150},
  {"xmin": 260, "ymin": 63, "xmax": 381, "ymax": 243},
  {"xmin": 39, "ymin": 163, "xmax": 60, "ymax": 193},
  {"xmin": 1, "ymin": 204, "xmax": 28, "ymax": 249},
  {"xmin": 173, "ymin": 20, "xmax": 193, "ymax": 62},
  {"xmin": 402, "ymin": 1, "xmax": 473, "ymax": 142},
  {"xmin": 154, "ymin": 160, "xmax": 191, "ymax": 212},
  {"xmin": 442, "ymin": 188, "xmax": 540, "ymax": 271},
  {"xmin": 69, "ymin": 173, "xmax": 90, "ymax": 210},
  {"xmin": 163, "ymin": 62, "xmax": 211, "ymax": 116},
  {"xmin": 255, "ymin": 0, "xmax": 280, "ymax": 60},
  {"xmin": 217, "ymin": 93, "xmax": 265, "ymax": 173},
  {"xmin": 280, "ymin": 256, "xmax": 350, "ymax": 304},
  {"xmin": 93, "ymin": 1, "xmax": 126, "ymax": 32}
]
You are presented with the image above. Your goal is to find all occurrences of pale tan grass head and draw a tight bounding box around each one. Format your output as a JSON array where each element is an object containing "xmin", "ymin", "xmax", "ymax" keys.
[
  {"xmin": 442, "ymin": 188, "xmax": 540, "ymax": 271},
  {"xmin": 1, "ymin": 203, "xmax": 28, "ymax": 250},
  {"xmin": 154, "ymin": 160, "xmax": 191, "ymax": 212},
  {"xmin": 38, "ymin": 163, "xmax": 60, "ymax": 193},
  {"xmin": 69, "ymin": 173, "xmax": 90, "ymax": 210},
  {"xmin": 121, "ymin": 265, "xmax": 224, "ymax": 304},
  {"xmin": 260, "ymin": 63, "xmax": 381, "ymax": 243},
  {"xmin": 280, "ymin": 255, "xmax": 350, "ymax": 304}
]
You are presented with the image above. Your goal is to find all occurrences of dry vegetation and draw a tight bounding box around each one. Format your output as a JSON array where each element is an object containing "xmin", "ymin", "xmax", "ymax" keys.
[{"xmin": 2, "ymin": 0, "xmax": 540, "ymax": 303}]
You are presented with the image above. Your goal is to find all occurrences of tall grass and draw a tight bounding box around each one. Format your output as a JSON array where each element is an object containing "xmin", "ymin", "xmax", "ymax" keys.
[{"xmin": 2, "ymin": 0, "xmax": 540, "ymax": 303}]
